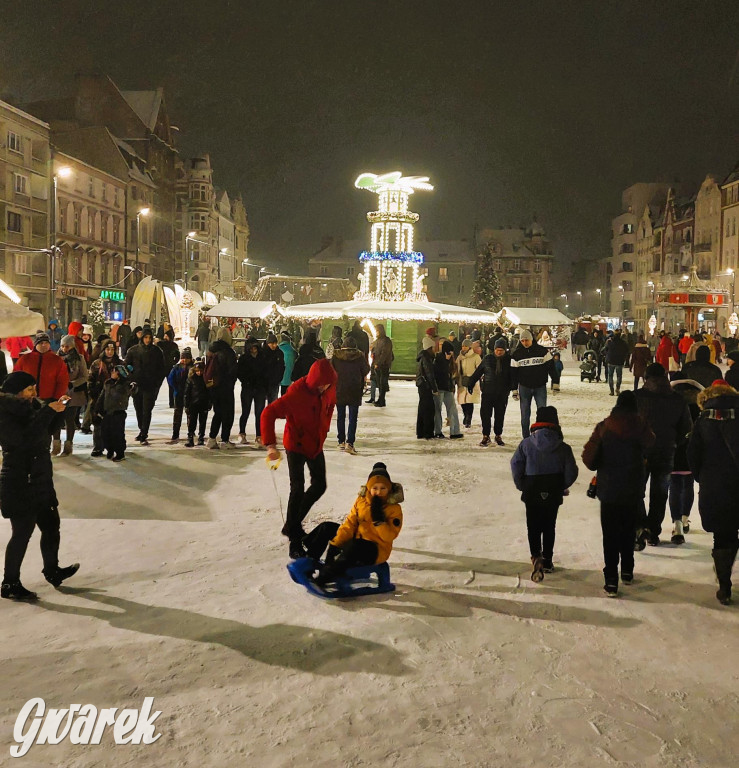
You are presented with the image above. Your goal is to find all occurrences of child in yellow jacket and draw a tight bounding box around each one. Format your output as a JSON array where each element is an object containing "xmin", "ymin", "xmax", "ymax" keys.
[{"xmin": 303, "ymin": 461, "xmax": 403, "ymax": 586}]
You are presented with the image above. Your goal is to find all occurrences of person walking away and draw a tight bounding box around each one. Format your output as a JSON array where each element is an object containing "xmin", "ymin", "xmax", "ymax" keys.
[
  {"xmin": 668, "ymin": 376, "xmax": 702, "ymax": 543},
  {"xmin": 572, "ymin": 326, "xmax": 589, "ymax": 361},
  {"xmin": 262, "ymin": 358, "xmax": 337, "ymax": 559},
  {"xmin": 587, "ymin": 329, "xmax": 606, "ymax": 383},
  {"xmin": 232, "ymin": 321, "xmax": 247, "ymax": 355},
  {"xmin": 725, "ymin": 350, "xmax": 739, "ymax": 390},
  {"xmin": 629, "ymin": 334, "xmax": 652, "ymax": 390},
  {"xmin": 605, "ymin": 328, "xmax": 629, "ymax": 396},
  {"xmin": 677, "ymin": 329, "xmax": 693, "ymax": 366},
  {"xmin": 688, "ymin": 380, "xmax": 739, "ymax": 603},
  {"xmin": 204, "ymin": 327, "xmax": 238, "ymax": 449},
  {"xmin": 0, "ymin": 371, "xmax": 78, "ymax": 601},
  {"xmin": 278, "ymin": 331, "xmax": 297, "ymax": 396},
  {"xmin": 124, "ymin": 327, "xmax": 166, "ymax": 446},
  {"xmin": 510, "ymin": 406, "xmax": 578, "ymax": 582},
  {"xmin": 87, "ymin": 340, "xmax": 121, "ymax": 456},
  {"xmin": 291, "ymin": 330, "xmax": 325, "ymax": 381},
  {"xmin": 303, "ymin": 462, "xmax": 402, "ymax": 589},
  {"xmin": 655, "ymin": 330, "xmax": 679, "ymax": 375},
  {"xmin": 331, "ymin": 336, "xmax": 370, "ymax": 454},
  {"xmin": 681, "ymin": 344, "xmax": 721, "ymax": 389},
  {"xmin": 433, "ymin": 341, "xmax": 462, "ymax": 439},
  {"xmin": 196, "ymin": 318, "xmax": 211, "ymax": 357},
  {"xmin": 117, "ymin": 319, "xmax": 132, "ymax": 357},
  {"xmin": 93, "ymin": 364, "xmax": 137, "ymax": 461},
  {"xmin": 457, "ymin": 338, "xmax": 481, "ymax": 429},
  {"xmin": 371, "ymin": 324, "xmax": 393, "ymax": 408},
  {"xmin": 263, "ymin": 333, "xmax": 285, "ymax": 404},
  {"xmin": 582, "ymin": 390, "xmax": 655, "ymax": 596},
  {"xmin": 166, "ymin": 348, "xmax": 193, "ymax": 443},
  {"xmin": 14, "ymin": 332, "xmax": 69, "ymax": 447},
  {"xmin": 347, "ymin": 319, "xmax": 370, "ymax": 360},
  {"xmin": 55, "ymin": 335, "xmax": 89, "ymax": 456},
  {"xmin": 550, "ymin": 351, "xmax": 563, "ymax": 392},
  {"xmin": 467, "ymin": 338, "xmax": 514, "ymax": 446},
  {"xmin": 634, "ymin": 363, "xmax": 693, "ymax": 547},
  {"xmin": 325, "ymin": 326, "xmax": 343, "ymax": 360},
  {"xmin": 415, "ymin": 337, "xmax": 437, "ymax": 440},
  {"xmin": 6, "ymin": 335, "xmax": 33, "ymax": 366},
  {"xmin": 47, "ymin": 320, "xmax": 62, "ymax": 353},
  {"xmin": 184, "ymin": 361, "xmax": 210, "ymax": 447},
  {"xmin": 237, "ymin": 337, "xmax": 268, "ymax": 446},
  {"xmin": 510, "ymin": 329, "xmax": 553, "ymax": 438}
]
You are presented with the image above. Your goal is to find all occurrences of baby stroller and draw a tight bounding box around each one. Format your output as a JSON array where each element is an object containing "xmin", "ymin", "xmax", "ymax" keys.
[{"xmin": 580, "ymin": 350, "xmax": 597, "ymax": 382}]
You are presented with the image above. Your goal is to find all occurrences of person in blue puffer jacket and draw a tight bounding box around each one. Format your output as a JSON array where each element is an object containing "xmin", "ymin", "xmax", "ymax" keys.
[{"xmin": 511, "ymin": 405, "xmax": 578, "ymax": 583}]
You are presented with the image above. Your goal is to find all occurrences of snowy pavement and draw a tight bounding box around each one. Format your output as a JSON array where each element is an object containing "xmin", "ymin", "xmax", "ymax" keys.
[{"xmin": 2, "ymin": 360, "xmax": 739, "ymax": 767}]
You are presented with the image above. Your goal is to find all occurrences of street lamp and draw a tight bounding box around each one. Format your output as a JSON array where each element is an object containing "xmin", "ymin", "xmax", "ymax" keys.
[
  {"xmin": 50, "ymin": 165, "xmax": 73, "ymax": 321},
  {"xmin": 727, "ymin": 268, "xmax": 736, "ymax": 311},
  {"xmin": 595, "ymin": 288, "xmax": 602, "ymax": 314},
  {"xmin": 185, "ymin": 231, "xmax": 207, "ymax": 291},
  {"xmin": 135, "ymin": 207, "xmax": 150, "ymax": 274},
  {"xmin": 576, "ymin": 290, "xmax": 582, "ymax": 316},
  {"xmin": 618, "ymin": 284, "xmax": 625, "ymax": 326}
]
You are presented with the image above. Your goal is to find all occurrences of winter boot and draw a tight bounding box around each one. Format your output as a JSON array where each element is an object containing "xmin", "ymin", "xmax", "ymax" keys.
[
  {"xmin": 621, "ymin": 572, "xmax": 634, "ymax": 584},
  {"xmin": 671, "ymin": 519, "xmax": 685, "ymax": 545},
  {"xmin": 135, "ymin": 432, "xmax": 143, "ymax": 442},
  {"xmin": 530, "ymin": 556, "xmax": 545, "ymax": 583},
  {"xmin": 166, "ymin": 436, "xmax": 180, "ymax": 445},
  {"xmin": 634, "ymin": 527, "xmax": 649, "ymax": 552},
  {"xmin": 338, "ymin": 442, "xmax": 346, "ymax": 450},
  {"xmin": 197, "ymin": 435, "xmax": 205, "ymax": 446},
  {"xmin": 220, "ymin": 440, "xmax": 236, "ymax": 449},
  {"xmin": 185, "ymin": 436, "xmax": 195, "ymax": 448},
  {"xmin": 90, "ymin": 449, "xmax": 103, "ymax": 457},
  {"xmin": 62, "ymin": 440, "xmax": 73, "ymax": 456},
  {"xmin": 51, "ymin": 438, "xmax": 62, "ymax": 456},
  {"xmin": 552, "ymin": 383, "xmax": 560, "ymax": 393},
  {"xmin": 494, "ymin": 435, "xmax": 505, "ymax": 446},
  {"xmin": 712, "ymin": 548, "xmax": 737, "ymax": 605},
  {"xmin": 112, "ymin": 454, "xmax": 125, "ymax": 462},
  {"xmin": 541, "ymin": 558, "xmax": 554, "ymax": 573},
  {"xmin": 345, "ymin": 444, "xmax": 357, "ymax": 455},
  {"xmin": 238, "ymin": 433, "xmax": 248, "ymax": 445},
  {"xmin": 603, "ymin": 581, "xmax": 618, "ymax": 597},
  {"xmin": 206, "ymin": 437, "xmax": 219, "ymax": 449},
  {"xmin": 1, "ymin": 580, "xmax": 38, "ymax": 601},
  {"xmin": 289, "ymin": 540, "xmax": 305, "ymax": 560},
  {"xmin": 682, "ymin": 515, "xmax": 691, "ymax": 533},
  {"xmin": 43, "ymin": 563, "xmax": 80, "ymax": 588},
  {"xmin": 479, "ymin": 436, "xmax": 491, "ymax": 447}
]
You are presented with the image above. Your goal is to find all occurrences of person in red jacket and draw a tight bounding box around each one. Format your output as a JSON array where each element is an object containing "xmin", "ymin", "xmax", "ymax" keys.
[
  {"xmin": 5, "ymin": 336, "xmax": 33, "ymax": 365},
  {"xmin": 15, "ymin": 332, "xmax": 69, "ymax": 402},
  {"xmin": 677, "ymin": 330, "xmax": 694, "ymax": 365},
  {"xmin": 655, "ymin": 331, "xmax": 679, "ymax": 373},
  {"xmin": 262, "ymin": 358, "xmax": 337, "ymax": 559},
  {"xmin": 67, "ymin": 321, "xmax": 90, "ymax": 363}
]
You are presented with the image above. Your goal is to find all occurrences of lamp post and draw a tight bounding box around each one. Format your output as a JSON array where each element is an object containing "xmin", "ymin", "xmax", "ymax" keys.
[
  {"xmin": 50, "ymin": 165, "xmax": 72, "ymax": 321},
  {"xmin": 185, "ymin": 231, "xmax": 207, "ymax": 291},
  {"xmin": 135, "ymin": 207, "xmax": 150, "ymax": 275},
  {"xmin": 560, "ymin": 293, "xmax": 567, "ymax": 313},
  {"xmin": 576, "ymin": 290, "xmax": 582, "ymax": 317},
  {"xmin": 618, "ymin": 284, "xmax": 625, "ymax": 327},
  {"xmin": 728, "ymin": 268, "xmax": 736, "ymax": 311},
  {"xmin": 595, "ymin": 288, "xmax": 602, "ymax": 314}
]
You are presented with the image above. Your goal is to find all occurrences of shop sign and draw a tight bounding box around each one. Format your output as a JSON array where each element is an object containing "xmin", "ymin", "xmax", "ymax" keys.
[{"xmin": 100, "ymin": 290, "xmax": 125, "ymax": 302}]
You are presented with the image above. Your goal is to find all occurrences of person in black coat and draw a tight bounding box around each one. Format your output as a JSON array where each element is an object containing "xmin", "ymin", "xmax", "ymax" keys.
[
  {"xmin": 688, "ymin": 381, "xmax": 739, "ymax": 604},
  {"xmin": 0, "ymin": 371, "xmax": 78, "ymax": 601},
  {"xmin": 205, "ymin": 327, "xmax": 238, "ymax": 447},
  {"xmin": 291, "ymin": 331, "xmax": 325, "ymax": 381},
  {"xmin": 415, "ymin": 337, "xmax": 437, "ymax": 439},
  {"xmin": 237, "ymin": 337, "xmax": 268, "ymax": 444},
  {"xmin": 604, "ymin": 329, "xmax": 630, "ymax": 395},
  {"xmin": 634, "ymin": 363, "xmax": 693, "ymax": 546},
  {"xmin": 681, "ymin": 344, "xmax": 722, "ymax": 389},
  {"xmin": 157, "ymin": 329, "xmax": 181, "ymax": 408},
  {"xmin": 726, "ymin": 351, "xmax": 739, "ymax": 389},
  {"xmin": 262, "ymin": 333, "xmax": 285, "ymax": 404},
  {"xmin": 123, "ymin": 327, "xmax": 166, "ymax": 444},
  {"xmin": 583, "ymin": 390, "xmax": 655, "ymax": 595},
  {"xmin": 347, "ymin": 320, "xmax": 370, "ymax": 359},
  {"xmin": 184, "ymin": 361, "xmax": 211, "ymax": 446},
  {"xmin": 468, "ymin": 337, "xmax": 514, "ymax": 446},
  {"xmin": 331, "ymin": 337, "xmax": 370, "ymax": 452}
]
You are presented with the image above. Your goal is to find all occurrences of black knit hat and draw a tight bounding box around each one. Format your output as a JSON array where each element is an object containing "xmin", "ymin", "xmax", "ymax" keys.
[
  {"xmin": 266, "ymin": 332, "xmax": 278, "ymax": 344},
  {"xmin": 34, "ymin": 332, "xmax": 50, "ymax": 347},
  {"xmin": 2, "ymin": 371, "xmax": 36, "ymax": 394},
  {"xmin": 367, "ymin": 461, "xmax": 392, "ymax": 485},
  {"xmin": 615, "ymin": 390, "xmax": 637, "ymax": 411},
  {"xmin": 181, "ymin": 347, "xmax": 193, "ymax": 360},
  {"xmin": 535, "ymin": 405, "xmax": 559, "ymax": 425},
  {"xmin": 645, "ymin": 362, "xmax": 666, "ymax": 379},
  {"xmin": 141, "ymin": 327, "xmax": 154, "ymax": 340}
]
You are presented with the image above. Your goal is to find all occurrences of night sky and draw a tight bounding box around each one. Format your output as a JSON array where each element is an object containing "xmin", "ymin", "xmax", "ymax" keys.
[{"xmin": 3, "ymin": 1, "xmax": 739, "ymax": 276}]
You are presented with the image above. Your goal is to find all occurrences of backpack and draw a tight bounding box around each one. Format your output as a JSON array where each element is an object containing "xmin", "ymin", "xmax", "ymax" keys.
[{"xmin": 203, "ymin": 353, "xmax": 220, "ymax": 388}]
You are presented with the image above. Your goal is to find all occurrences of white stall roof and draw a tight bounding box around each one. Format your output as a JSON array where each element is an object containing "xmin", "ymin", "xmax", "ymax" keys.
[
  {"xmin": 282, "ymin": 298, "xmax": 499, "ymax": 323},
  {"xmin": 498, "ymin": 307, "xmax": 574, "ymax": 327},
  {"xmin": 205, "ymin": 301, "xmax": 280, "ymax": 319}
]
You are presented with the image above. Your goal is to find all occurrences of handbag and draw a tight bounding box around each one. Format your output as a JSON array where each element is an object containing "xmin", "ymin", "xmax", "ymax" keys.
[
  {"xmin": 668, "ymin": 356, "xmax": 679, "ymax": 373},
  {"xmin": 461, "ymin": 375, "xmax": 470, "ymax": 388}
]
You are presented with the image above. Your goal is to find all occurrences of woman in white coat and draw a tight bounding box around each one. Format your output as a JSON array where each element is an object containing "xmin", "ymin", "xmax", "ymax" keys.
[{"xmin": 456, "ymin": 339, "xmax": 482, "ymax": 429}]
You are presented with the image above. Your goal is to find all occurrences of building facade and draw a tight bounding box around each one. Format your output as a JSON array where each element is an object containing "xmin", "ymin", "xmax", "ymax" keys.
[{"xmin": 0, "ymin": 100, "xmax": 51, "ymax": 315}]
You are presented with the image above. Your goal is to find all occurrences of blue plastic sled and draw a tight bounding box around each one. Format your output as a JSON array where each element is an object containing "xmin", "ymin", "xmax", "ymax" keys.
[{"xmin": 287, "ymin": 557, "xmax": 395, "ymax": 599}]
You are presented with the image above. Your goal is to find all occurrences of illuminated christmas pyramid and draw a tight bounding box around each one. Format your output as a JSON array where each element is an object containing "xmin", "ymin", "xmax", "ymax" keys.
[{"xmin": 354, "ymin": 172, "xmax": 433, "ymax": 301}]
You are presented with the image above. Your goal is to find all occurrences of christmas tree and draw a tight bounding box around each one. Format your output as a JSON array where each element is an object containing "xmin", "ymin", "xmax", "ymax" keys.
[
  {"xmin": 88, "ymin": 298, "xmax": 106, "ymax": 338},
  {"xmin": 470, "ymin": 242, "xmax": 503, "ymax": 312}
]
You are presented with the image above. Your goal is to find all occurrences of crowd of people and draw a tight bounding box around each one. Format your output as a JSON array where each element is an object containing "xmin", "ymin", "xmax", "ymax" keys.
[{"xmin": 1, "ymin": 316, "xmax": 738, "ymax": 609}]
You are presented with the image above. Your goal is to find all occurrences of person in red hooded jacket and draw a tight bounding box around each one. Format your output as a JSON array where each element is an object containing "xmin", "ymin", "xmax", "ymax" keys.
[
  {"xmin": 261, "ymin": 358, "xmax": 337, "ymax": 559},
  {"xmin": 655, "ymin": 331, "xmax": 679, "ymax": 373},
  {"xmin": 67, "ymin": 321, "xmax": 90, "ymax": 364}
]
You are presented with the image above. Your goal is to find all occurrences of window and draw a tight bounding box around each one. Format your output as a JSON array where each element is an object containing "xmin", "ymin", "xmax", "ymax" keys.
[
  {"xmin": 346, "ymin": 266, "xmax": 355, "ymax": 276},
  {"xmin": 102, "ymin": 183, "xmax": 108, "ymax": 203},
  {"xmin": 734, "ymin": 219, "xmax": 737, "ymax": 237},
  {"xmin": 88, "ymin": 177, "xmax": 95, "ymax": 198},
  {"xmin": 7, "ymin": 211, "xmax": 21, "ymax": 232},
  {"xmin": 622, "ymin": 280, "xmax": 633, "ymax": 291},
  {"xmin": 512, "ymin": 259, "xmax": 522, "ymax": 271},
  {"xmin": 320, "ymin": 266, "xmax": 328, "ymax": 276},
  {"xmin": 533, "ymin": 259, "xmax": 541, "ymax": 273},
  {"xmin": 14, "ymin": 174, "xmax": 28, "ymax": 195},
  {"xmin": 190, "ymin": 184, "xmax": 208, "ymax": 201},
  {"xmin": 189, "ymin": 213, "xmax": 207, "ymax": 232},
  {"xmin": 493, "ymin": 259, "xmax": 501, "ymax": 272},
  {"xmin": 458, "ymin": 267, "xmax": 464, "ymax": 279},
  {"xmin": 7, "ymin": 131, "xmax": 22, "ymax": 153},
  {"xmin": 622, "ymin": 223, "xmax": 634, "ymax": 234},
  {"xmin": 14, "ymin": 253, "xmax": 30, "ymax": 274},
  {"xmin": 88, "ymin": 212, "xmax": 94, "ymax": 239},
  {"xmin": 115, "ymin": 189, "xmax": 121, "ymax": 208},
  {"xmin": 113, "ymin": 219, "xmax": 120, "ymax": 246},
  {"xmin": 87, "ymin": 254, "xmax": 96, "ymax": 283},
  {"xmin": 532, "ymin": 276, "xmax": 541, "ymax": 292},
  {"xmin": 438, "ymin": 267, "xmax": 448, "ymax": 281},
  {"xmin": 456, "ymin": 283, "xmax": 465, "ymax": 294},
  {"xmin": 74, "ymin": 209, "xmax": 80, "ymax": 236}
]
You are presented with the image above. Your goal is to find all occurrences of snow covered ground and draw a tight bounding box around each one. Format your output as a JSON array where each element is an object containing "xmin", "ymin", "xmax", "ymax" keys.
[{"xmin": 2, "ymin": 359, "xmax": 739, "ymax": 767}]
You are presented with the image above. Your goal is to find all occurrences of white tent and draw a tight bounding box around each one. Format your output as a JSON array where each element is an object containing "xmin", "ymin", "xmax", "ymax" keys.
[
  {"xmin": 496, "ymin": 307, "xmax": 574, "ymax": 327},
  {"xmin": 0, "ymin": 298, "xmax": 45, "ymax": 337},
  {"xmin": 282, "ymin": 298, "xmax": 499, "ymax": 323},
  {"xmin": 205, "ymin": 300, "xmax": 281, "ymax": 319}
]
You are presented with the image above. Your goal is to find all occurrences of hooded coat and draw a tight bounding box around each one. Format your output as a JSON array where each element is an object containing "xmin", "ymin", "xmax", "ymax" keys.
[
  {"xmin": 59, "ymin": 346, "xmax": 89, "ymax": 408},
  {"xmin": 291, "ymin": 335, "xmax": 325, "ymax": 381},
  {"xmin": 347, "ymin": 321, "xmax": 370, "ymax": 357},
  {"xmin": 467, "ymin": 351, "xmax": 513, "ymax": 397},
  {"xmin": 415, "ymin": 348, "xmax": 437, "ymax": 391},
  {"xmin": 655, "ymin": 334, "xmax": 679, "ymax": 370},
  {"xmin": 634, "ymin": 375, "xmax": 692, "ymax": 468},
  {"xmin": 331, "ymin": 347, "xmax": 371, "ymax": 406},
  {"xmin": 47, "ymin": 321, "xmax": 62, "ymax": 352},
  {"xmin": 67, "ymin": 321, "xmax": 90, "ymax": 363},
  {"xmin": 184, "ymin": 369, "xmax": 211, "ymax": 411},
  {"xmin": 582, "ymin": 406, "xmax": 655, "ymax": 503},
  {"xmin": 688, "ymin": 385, "xmax": 739, "ymax": 532},
  {"xmin": 124, "ymin": 340, "xmax": 167, "ymax": 391},
  {"xmin": 262, "ymin": 342, "xmax": 285, "ymax": 386},
  {"xmin": 237, "ymin": 346, "xmax": 268, "ymax": 390},
  {"xmin": 205, "ymin": 330, "xmax": 238, "ymax": 389},
  {"xmin": 510, "ymin": 425, "xmax": 579, "ymax": 505},
  {"xmin": 88, "ymin": 350, "xmax": 122, "ymax": 402},
  {"xmin": 372, "ymin": 327, "xmax": 394, "ymax": 368},
  {"xmin": 433, "ymin": 342, "xmax": 457, "ymax": 392},
  {"xmin": 0, "ymin": 394, "xmax": 62, "ymax": 518},
  {"xmin": 510, "ymin": 340, "xmax": 553, "ymax": 389},
  {"xmin": 680, "ymin": 344, "xmax": 722, "ymax": 389},
  {"xmin": 629, "ymin": 342, "xmax": 652, "ymax": 379},
  {"xmin": 279, "ymin": 340, "xmax": 297, "ymax": 387},
  {"xmin": 260, "ymin": 358, "xmax": 337, "ymax": 458},
  {"xmin": 15, "ymin": 348, "xmax": 69, "ymax": 401}
]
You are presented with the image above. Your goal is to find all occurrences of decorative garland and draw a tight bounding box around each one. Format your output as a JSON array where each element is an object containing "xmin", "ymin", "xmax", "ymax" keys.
[{"xmin": 358, "ymin": 250, "xmax": 424, "ymax": 264}]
